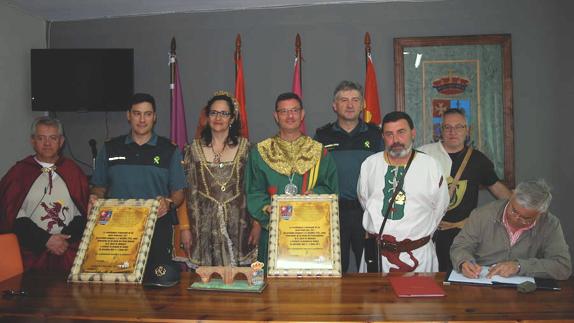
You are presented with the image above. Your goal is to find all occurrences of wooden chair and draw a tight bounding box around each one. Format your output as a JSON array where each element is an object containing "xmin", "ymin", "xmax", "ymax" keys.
[{"xmin": 0, "ymin": 233, "xmax": 24, "ymax": 282}]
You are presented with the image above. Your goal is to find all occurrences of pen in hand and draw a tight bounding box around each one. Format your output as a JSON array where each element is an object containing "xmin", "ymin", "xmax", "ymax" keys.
[{"xmin": 461, "ymin": 259, "xmax": 482, "ymax": 279}]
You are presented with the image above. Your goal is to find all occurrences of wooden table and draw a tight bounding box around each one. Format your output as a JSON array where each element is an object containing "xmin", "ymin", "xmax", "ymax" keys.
[{"xmin": 0, "ymin": 272, "xmax": 573, "ymax": 322}]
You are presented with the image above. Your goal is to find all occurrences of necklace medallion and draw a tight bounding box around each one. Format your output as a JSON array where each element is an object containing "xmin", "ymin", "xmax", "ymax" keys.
[{"xmin": 284, "ymin": 172, "xmax": 298, "ymax": 195}]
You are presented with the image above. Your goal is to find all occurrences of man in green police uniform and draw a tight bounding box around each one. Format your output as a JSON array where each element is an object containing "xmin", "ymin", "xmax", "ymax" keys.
[
  {"xmin": 314, "ymin": 80, "xmax": 382, "ymax": 272},
  {"xmin": 245, "ymin": 92, "xmax": 339, "ymax": 265},
  {"xmin": 90, "ymin": 93, "xmax": 186, "ymax": 285}
]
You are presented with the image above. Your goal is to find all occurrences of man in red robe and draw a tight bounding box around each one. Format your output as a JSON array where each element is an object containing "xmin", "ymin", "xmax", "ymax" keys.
[{"xmin": 0, "ymin": 117, "xmax": 89, "ymax": 271}]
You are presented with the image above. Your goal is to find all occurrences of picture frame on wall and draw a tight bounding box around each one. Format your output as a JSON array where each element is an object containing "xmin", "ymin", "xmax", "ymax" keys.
[{"xmin": 394, "ymin": 34, "xmax": 514, "ymax": 187}]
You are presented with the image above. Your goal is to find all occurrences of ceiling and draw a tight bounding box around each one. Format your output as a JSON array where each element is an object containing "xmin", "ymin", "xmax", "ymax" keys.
[{"xmin": 6, "ymin": 0, "xmax": 432, "ymax": 22}]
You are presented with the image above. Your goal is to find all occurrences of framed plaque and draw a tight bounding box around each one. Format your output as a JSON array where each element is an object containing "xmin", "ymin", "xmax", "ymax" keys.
[
  {"xmin": 68, "ymin": 199, "xmax": 159, "ymax": 284},
  {"xmin": 267, "ymin": 194, "xmax": 341, "ymax": 277}
]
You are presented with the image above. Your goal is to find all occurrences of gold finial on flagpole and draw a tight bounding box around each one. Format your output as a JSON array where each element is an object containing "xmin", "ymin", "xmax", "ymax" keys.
[
  {"xmin": 235, "ymin": 34, "xmax": 242, "ymax": 60},
  {"xmin": 295, "ymin": 33, "xmax": 302, "ymax": 58},
  {"xmin": 364, "ymin": 32, "xmax": 372, "ymax": 55}
]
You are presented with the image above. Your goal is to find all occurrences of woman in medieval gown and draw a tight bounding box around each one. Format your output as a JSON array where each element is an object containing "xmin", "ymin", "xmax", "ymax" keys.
[{"xmin": 180, "ymin": 91, "xmax": 259, "ymax": 266}]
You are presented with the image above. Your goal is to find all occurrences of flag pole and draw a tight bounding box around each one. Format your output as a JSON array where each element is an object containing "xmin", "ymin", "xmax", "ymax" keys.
[
  {"xmin": 235, "ymin": 34, "xmax": 249, "ymax": 138},
  {"xmin": 168, "ymin": 36, "xmax": 191, "ymax": 267},
  {"xmin": 235, "ymin": 34, "xmax": 241, "ymax": 74},
  {"xmin": 170, "ymin": 37, "xmax": 176, "ymax": 122},
  {"xmin": 235, "ymin": 34, "xmax": 241, "ymax": 133},
  {"xmin": 293, "ymin": 33, "xmax": 306, "ymax": 133},
  {"xmin": 295, "ymin": 33, "xmax": 302, "ymax": 90},
  {"xmin": 364, "ymin": 32, "xmax": 371, "ymax": 61},
  {"xmin": 364, "ymin": 32, "xmax": 370, "ymax": 119}
]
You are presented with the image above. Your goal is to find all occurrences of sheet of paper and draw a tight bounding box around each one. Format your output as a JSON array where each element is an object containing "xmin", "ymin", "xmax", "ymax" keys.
[
  {"xmin": 447, "ymin": 266, "xmax": 535, "ymax": 285},
  {"xmin": 448, "ymin": 266, "xmax": 492, "ymax": 284},
  {"xmin": 491, "ymin": 274, "xmax": 535, "ymax": 284}
]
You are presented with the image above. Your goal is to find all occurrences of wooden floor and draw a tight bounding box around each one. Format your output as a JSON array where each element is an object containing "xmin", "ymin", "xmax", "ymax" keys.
[{"xmin": 0, "ymin": 271, "xmax": 573, "ymax": 322}]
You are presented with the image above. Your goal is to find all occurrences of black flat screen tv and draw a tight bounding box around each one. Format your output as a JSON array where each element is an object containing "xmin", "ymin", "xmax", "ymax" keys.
[{"xmin": 31, "ymin": 48, "xmax": 134, "ymax": 111}]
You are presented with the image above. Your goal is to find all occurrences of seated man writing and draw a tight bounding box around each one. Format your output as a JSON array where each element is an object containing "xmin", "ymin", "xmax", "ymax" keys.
[{"xmin": 450, "ymin": 179, "xmax": 571, "ymax": 280}]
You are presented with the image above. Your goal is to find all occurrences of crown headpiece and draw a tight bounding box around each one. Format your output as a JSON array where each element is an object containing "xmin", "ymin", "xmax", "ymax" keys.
[{"xmin": 212, "ymin": 90, "xmax": 240, "ymax": 120}]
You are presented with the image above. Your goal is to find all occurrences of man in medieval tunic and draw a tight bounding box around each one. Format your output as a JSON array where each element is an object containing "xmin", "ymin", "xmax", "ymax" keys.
[
  {"xmin": 358, "ymin": 111, "xmax": 449, "ymax": 272},
  {"xmin": 0, "ymin": 117, "xmax": 89, "ymax": 271},
  {"xmin": 245, "ymin": 92, "xmax": 339, "ymax": 265}
]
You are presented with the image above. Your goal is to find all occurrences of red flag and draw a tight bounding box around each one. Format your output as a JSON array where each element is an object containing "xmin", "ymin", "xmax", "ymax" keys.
[
  {"xmin": 364, "ymin": 52, "xmax": 381, "ymax": 126},
  {"xmin": 170, "ymin": 54, "xmax": 188, "ymax": 150},
  {"xmin": 235, "ymin": 56, "xmax": 248, "ymax": 138},
  {"xmin": 292, "ymin": 34, "xmax": 306, "ymax": 134},
  {"xmin": 235, "ymin": 35, "xmax": 249, "ymax": 138}
]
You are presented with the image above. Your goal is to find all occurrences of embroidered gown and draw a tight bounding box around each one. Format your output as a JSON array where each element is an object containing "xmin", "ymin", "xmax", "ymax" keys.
[{"xmin": 183, "ymin": 137, "xmax": 256, "ymax": 266}]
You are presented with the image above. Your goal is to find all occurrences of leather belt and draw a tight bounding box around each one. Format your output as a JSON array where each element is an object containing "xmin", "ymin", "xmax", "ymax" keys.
[{"xmin": 367, "ymin": 234, "xmax": 430, "ymax": 253}]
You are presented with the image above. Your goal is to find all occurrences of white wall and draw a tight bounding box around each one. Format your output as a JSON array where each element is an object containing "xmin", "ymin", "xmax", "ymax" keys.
[{"xmin": 0, "ymin": 0, "xmax": 45, "ymax": 175}]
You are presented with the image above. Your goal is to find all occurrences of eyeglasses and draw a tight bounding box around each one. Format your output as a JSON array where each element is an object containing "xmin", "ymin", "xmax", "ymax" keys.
[
  {"xmin": 276, "ymin": 108, "xmax": 302, "ymax": 115},
  {"xmin": 208, "ymin": 110, "xmax": 232, "ymax": 118},
  {"xmin": 442, "ymin": 124, "xmax": 467, "ymax": 132},
  {"xmin": 507, "ymin": 201, "xmax": 539, "ymax": 225}
]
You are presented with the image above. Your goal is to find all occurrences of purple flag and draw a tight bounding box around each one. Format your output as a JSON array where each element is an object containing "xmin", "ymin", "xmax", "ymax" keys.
[{"xmin": 170, "ymin": 61, "xmax": 188, "ymax": 151}]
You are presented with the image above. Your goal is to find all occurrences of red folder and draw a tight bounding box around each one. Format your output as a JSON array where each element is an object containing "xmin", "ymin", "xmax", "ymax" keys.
[{"xmin": 389, "ymin": 276, "xmax": 445, "ymax": 297}]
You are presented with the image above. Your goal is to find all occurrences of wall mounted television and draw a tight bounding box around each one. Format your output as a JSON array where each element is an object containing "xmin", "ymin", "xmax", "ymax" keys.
[{"xmin": 31, "ymin": 48, "xmax": 134, "ymax": 111}]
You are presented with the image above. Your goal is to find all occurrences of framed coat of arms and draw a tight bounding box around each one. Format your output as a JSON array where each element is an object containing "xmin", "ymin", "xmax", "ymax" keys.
[{"xmin": 394, "ymin": 34, "xmax": 514, "ymax": 187}]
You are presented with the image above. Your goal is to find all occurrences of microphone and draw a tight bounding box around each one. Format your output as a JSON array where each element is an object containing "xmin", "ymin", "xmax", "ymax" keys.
[
  {"xmin": 89, "ymin": 139, "xmax": 98, "ymax": 159},
  {"xmin": 89, "ymin": 139, "xmax": 97, "ymax": 170}
]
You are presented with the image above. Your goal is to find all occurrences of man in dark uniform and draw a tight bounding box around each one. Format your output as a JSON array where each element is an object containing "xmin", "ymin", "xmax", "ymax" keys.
[
  {"xmin": 314, "ymin": 81, "xmax": 382, "ymax": 272},
  {"xmin": 90, "ymin": 93, "xmax": 186, "ymax": 282}
]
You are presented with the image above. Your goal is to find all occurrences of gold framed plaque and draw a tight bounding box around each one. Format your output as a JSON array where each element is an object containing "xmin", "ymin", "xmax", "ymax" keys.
[
  {"xmin": 68, "ymin": 199, "xmax": 159, "ymax": 284},
  {"xmin": 267, "ymin": 194, "xmax": 341, "ymax": 277}
]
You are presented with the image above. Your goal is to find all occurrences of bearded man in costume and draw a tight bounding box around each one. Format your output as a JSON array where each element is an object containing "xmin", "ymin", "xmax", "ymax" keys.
[
  {"xmin": 0, "ymin": 117, "xmax": 89, "ymax": 271},
  {"xmin": 245, "ymin": 92, "xmax": 339, "ymax": 265},
  {"xmin": 358, "ymin": 111, "xmax": 449, "ymax": 272}
]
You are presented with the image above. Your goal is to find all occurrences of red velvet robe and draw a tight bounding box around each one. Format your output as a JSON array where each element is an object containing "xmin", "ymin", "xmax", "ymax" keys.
[{"xmin": 0, "ymin": 155, "xmax": 89, "ymax": 271}]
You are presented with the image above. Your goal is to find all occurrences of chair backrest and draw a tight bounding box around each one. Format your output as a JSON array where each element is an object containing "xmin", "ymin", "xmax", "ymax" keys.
[{"xmin": 0, "ymin": 233, "xmax": 24, "ymax": 282}]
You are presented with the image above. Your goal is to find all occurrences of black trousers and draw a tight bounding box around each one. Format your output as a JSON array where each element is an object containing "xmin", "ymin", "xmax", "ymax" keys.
[
  {"xmin": 433, "ymin": 227, "xmax": 461, "ymax": 272},
  {"xmin": 339, "ymin": 199, "xmax": 365, "ymax": 273},
  {"xmin": 146, "ymin": 212, "xmax": 175, "ymax": 270}
]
